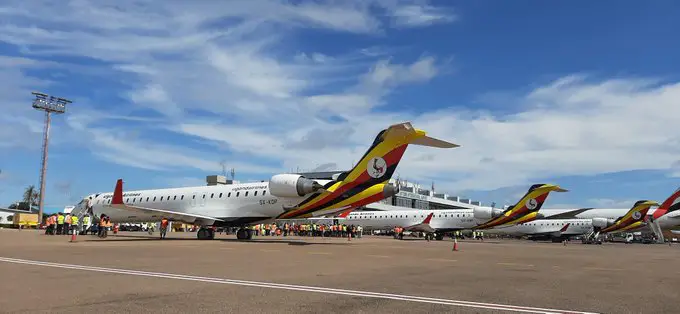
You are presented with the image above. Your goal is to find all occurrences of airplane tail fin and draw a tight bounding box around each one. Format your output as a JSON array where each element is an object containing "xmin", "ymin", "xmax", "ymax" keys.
[
  {"xmin": 112, "ymin": 179, "xmax": 124, "ymax": 205},
  {"xmin": 621, "ymin": 200, "xmax": 659, "ymax": 223},
  {"xmin": 652, "ymin": 187, "xmax": 680, "ymax": 220},
  {"xmin": 335, "ymin": 122, "xmax": 458, "ymax": 185},
  {"xmin": 276, "ymin": 122, "xmax": 457, "ymax": 220},
  {"xmin": 475, "ymin": 183, "xmax": 567, "ymax": 229}
]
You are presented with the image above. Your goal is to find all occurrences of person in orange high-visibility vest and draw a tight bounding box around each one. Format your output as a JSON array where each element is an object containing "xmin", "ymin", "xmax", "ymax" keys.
[{"xmin": 160, "ymin": 218, "xmax": 169, "ymax": 239}]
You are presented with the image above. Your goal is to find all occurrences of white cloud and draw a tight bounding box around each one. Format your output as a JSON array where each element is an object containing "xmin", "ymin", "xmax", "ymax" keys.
[
  {"xmin": 1, "ymin": 0, "xmax": 679, "ymax": 202},
  {"xmin": 390, "ymin": 4, "xmax": 457, "ymax": 27},
  {"xmin": 587, "ymin": 198, "xmax": 636, "ymax": 209}
]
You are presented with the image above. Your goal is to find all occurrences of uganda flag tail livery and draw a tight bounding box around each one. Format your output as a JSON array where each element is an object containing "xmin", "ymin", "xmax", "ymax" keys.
[
  {"xmin": 276, "ymin": 122, "xmax": 459, "ymax": 219},
  {"xmin": 599, "ymin": 200, "xmax": 659, "ymax": 234},
  {"xmin": 474, "ymin": 184, "xmax": 568, "ymax": 230}
]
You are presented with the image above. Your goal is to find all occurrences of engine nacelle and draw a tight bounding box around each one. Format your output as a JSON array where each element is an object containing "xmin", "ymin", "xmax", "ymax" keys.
[
  {"xmin": 474, "ymin": 207, "xmax": 504, "ymax": 220},
  {"xmin": 269, "ymin": 174, "xmax": 324, "ymax": 198},
  {"xmin": 591, "ymin": 217, "xmax": 614, "ymax": 228}
]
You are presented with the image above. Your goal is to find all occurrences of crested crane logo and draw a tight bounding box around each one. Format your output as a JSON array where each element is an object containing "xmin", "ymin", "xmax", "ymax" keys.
[
  {"xmin": 367, "ymin": 157, "xmax": 387, "ymax": 179},
  {"xmin": 632, "ymin": 210, "xmax": 642, "ymax": 220},
  {"xmin": 525, "ymin": 198, "xmax": 538, "ymax": 210}
]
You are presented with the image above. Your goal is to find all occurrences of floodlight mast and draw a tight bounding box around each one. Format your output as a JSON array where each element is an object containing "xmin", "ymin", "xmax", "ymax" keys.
[{"xmin": 31, "ymin": 91, "xmax": 72, "ymax": 224}]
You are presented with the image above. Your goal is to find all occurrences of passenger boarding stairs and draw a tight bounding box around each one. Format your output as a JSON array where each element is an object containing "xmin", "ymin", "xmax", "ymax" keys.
[{"xmin": 582, "ymin": 229, "xmax": 602, "ymax": 244}]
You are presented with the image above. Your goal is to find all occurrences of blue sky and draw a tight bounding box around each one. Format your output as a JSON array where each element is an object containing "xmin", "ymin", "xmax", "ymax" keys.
[{"xmin": 1, "ymin": 0, "xmax": 679, "ymax": 213}]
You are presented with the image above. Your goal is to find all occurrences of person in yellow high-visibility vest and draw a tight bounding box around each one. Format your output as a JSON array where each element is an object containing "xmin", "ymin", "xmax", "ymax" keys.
[
  {"xmin": 56, "ymin": 213, "xmax": 65, "ymax": 235},
  {"xmin": 70, "ymin": 215, "xmax": 79, "ymax": 236}
]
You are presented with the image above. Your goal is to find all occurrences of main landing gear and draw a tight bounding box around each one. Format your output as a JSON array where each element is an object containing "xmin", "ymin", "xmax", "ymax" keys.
[
  {"xmin": 425, "ymin": 233, "xmax": 444, "ymax": 241},
  {"xmin": 236, "ymin": 228, "xmax": 253, "ymax": 240},
  {"xmin": 197, "ymin": 227, "xmax": 215, "ymax": 240}
]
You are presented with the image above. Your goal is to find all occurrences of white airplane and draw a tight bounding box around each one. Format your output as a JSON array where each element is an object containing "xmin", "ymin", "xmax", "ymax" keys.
[
  {"xmin": 73, "ymin": 122, "xmax": 458, "ymax": 240},
  {"xmin": 489, "ymin": 199, "xmax": 661, "ymax": 242},
  {"xmin": 329, "ymin": 183, "xmax": 568, "ymax": 240}
]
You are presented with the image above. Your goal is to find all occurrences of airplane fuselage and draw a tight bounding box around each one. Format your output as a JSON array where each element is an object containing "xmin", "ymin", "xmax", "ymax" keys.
[
  {"xmin": 81, "ymin": 182, "xmax": 313, "ymax": 226},
  {"xmin": 340, "ymin": 209, "xmax": 485, "ymax": 232}
]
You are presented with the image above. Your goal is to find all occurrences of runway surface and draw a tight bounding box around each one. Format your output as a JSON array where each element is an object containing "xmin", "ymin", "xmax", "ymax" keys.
[{"xmin": 0, "ymin": 229, "xmax": 677, "ymax": 313}]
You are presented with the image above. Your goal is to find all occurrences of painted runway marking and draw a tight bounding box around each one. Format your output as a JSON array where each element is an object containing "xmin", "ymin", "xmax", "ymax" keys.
[
  {"xmin": 497, "ymin": 262, "xmax": 534, "ymax": 268},
  {"xmin": 0, "ymin": 257, "xmax": 597, "ymax": 314},
  {"xmin": 426, "ymin": 258, "xmax": 457, "ymax": 262}
]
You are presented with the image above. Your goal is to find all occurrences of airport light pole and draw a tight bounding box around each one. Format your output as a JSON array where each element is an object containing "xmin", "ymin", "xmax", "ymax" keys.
[{"xmin": 31, "ymin": 92, "xmax": 72, "ymax": 224}]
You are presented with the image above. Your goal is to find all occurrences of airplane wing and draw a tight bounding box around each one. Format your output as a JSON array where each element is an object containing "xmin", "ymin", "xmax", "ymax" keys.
[
  {"xmin": 403, "ymin": 212, "xmax": 436, "ymax": 233},
  {"xmin": 109, "ymin": 179, "xmax": 223, "ymax": 225},
  {"xmin": 526, "ymin": 223, "xmax": 571, "ymax": 236},
  {"xmin": 542, "ymin": 208, "xmax": 594, "ymax": 220}
]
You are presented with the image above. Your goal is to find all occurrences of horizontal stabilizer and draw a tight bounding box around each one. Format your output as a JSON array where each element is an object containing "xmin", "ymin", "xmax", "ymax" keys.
[{"xmin": 410, "ymin": 135, "xmax": 460, "ymax": 148}]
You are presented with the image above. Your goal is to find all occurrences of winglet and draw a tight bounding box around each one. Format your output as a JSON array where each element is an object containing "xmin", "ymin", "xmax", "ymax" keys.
[
  {"xmin": 422, "ymin": 212, "xmax": 434, "ymax": 224},
  {"xmin": 112, "ymin": 179, "xmax": 124, "ymax": 205},
  {"xmin": 559, "ymin": 223, "xmax": 571, "ymax": 233}
]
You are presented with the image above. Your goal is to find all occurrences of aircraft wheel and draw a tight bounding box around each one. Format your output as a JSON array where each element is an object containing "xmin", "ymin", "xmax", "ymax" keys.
[
  {"xmin": 435, "ymin": 234, "xmax": 444, "ymax": 241},
  {"xmin": 197, "ymin": 228, "xmax": 209, "ymax": 240},
  {"xmin": 207, "ymin": 228, "xmax": 215, "ymax": 240},
  {"xmin": 246, "ymin": 229, "xmax": 253, "ymax": 240},
  {"xmin": 236, "ymin": 229, "xmax": 246, "ymax": 240}
]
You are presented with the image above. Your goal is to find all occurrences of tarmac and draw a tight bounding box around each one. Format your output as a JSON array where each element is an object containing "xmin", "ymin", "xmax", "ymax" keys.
[{"xmin": 0, "ymin": 229, "xmax": 677, "ymax": 314}]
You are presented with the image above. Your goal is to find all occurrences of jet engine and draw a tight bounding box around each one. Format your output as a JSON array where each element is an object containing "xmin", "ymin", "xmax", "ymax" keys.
[
  {"xmin": 473, "ymin": 207, "xmax": 504, "ymax": 220},
  {"xmin": 591, "ymin": 217, "xmax": 615, "ymax": 228},
  {"xmin": 269, "ymin": 174, "xmax": 325, "ymax": 197}
]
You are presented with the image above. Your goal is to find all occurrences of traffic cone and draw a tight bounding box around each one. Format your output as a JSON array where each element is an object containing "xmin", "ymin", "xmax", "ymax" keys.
[
  {"xmin": 452, "ymin": 238, "xmax": 458, "ymax": 251},
  {"xmin": 70, "ymin": 230, "xmax": 76, "ymax": 242}
]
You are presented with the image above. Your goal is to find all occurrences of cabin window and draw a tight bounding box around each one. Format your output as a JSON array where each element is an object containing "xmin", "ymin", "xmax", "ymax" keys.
[
  {"xmin": 237, "ymin": 192, "xmax": 240, "ymax": 197},
  {"xmin": 125, "ymin": 198, "xmax": 129, "ymax": 203},
  {"xmin": 219, "ymin": 193, "xmax": 223, "ymax": 198},
  {"xmin": 246, "ymin": 191, "xmax": 249, "ymax": 197},
  {"xmin": 211, "ymin": 193, "xmax": 214, "ymax": 198},
  {"xmin": 133, "ymin": 198, "xmax": 136, "ymax": 202},
  {"xmin": 174, "ymin": 196, "xmax": 177, "ymax": 200},
  {"xmin": 254, "ymin": 191, "xmax": 258, "ymax": 196},
  {"xmin": 263, "ymin": 190, "xmax": 267, "ymax": 196},
  {"xmin": 146, "ymin": 197, "xmax": 149, "ymax": 202},
  {"xmin": 181, "ymin": 195, "xmax": 184, "ymax": 200},
  {"xmin": 202, "ymin": 194, "xmax": 206, "ymax": 199},
  {"xmin": 153, "ymin": 197, "xmax": 157, "ymax": 201},
  {"xmin": 192, "ymin": 195, "xmax": 195, "ymax": 199},
  {"xmin": 228, "ymin": 192, "xmax": 231, "ymax": 197},
  {"xmin": 160, "ymin": 197, "xmax": 164, "ymax": 201}
]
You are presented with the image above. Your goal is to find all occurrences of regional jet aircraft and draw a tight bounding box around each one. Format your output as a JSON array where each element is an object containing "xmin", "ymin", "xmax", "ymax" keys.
[
  {"xmin": 489, "ymin": 199, "xmax": 661, "ymax": 242},
  {"xmin": 329, "ymin": 183, "xmax": 567, "ymax": 240},
  {"xmin": 73, "ymin": 122, "xmax": 458, "ymax": 240}
]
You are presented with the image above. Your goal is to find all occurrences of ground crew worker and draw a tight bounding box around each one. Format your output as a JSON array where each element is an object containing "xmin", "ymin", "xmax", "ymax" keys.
[
  {"xmin": 160, "ymin": 218, "xmax": 169, "ymax": 239},
  {"xmin": 98, "ymin": 215, "xmax": 107, "ymax": 238},
  {"xmin": 56, "ymin": 213, "xmax": 65, "ymax": 235},
  {"xmin": 82, "ymin": 214, "xmax": 90, "ymax": 235},
  {"xmin": 70, "ymin": 215, "xmax": 79, "ymax": 236},
  {"xmin": 64, "ymin": 213, "xmax": 71, "ymax": 236},
  {"xmin": 44, "ymin": 215, "xmax": 52, "ymax": 235}
]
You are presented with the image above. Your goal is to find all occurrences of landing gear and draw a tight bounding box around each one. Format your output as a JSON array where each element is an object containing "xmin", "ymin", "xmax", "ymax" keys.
[
  {"xmin": 236, "ymin": 228, "xmax": 253, "ymax": 240},
  {"xmin": 434, "ymin": 233, "xmax": 444, "ymax": 241},
  {"xmin": 197, "ymin": 227, "xmax": 215, "ymax": 240}
]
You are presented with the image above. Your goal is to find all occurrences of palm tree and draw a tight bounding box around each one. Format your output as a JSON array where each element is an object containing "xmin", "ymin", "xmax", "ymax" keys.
[{"xmin": 23, "ymin": 185, "xmax": 40, "ymax": 209}]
